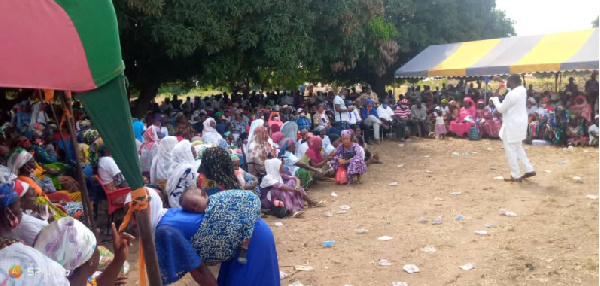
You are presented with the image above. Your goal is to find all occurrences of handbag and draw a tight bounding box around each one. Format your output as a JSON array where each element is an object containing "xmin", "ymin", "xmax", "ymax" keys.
[{"xmin": 335, "ymin": 167, "xmax": 348, "ymax": 184}]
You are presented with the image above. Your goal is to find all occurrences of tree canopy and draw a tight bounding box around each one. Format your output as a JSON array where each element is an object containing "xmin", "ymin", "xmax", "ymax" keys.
[{"xmin": 118, "ymin": 0, "xmax": 514, "ymax": 116}]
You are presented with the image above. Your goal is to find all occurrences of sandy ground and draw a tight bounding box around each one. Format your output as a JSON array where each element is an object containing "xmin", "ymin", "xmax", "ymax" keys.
[{"xmin": 124, "ymin": 138, "xmax": 599, "ymax": 286}]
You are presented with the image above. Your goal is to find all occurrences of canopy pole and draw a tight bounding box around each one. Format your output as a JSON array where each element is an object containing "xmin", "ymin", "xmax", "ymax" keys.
[
  {"xmin": 58, "ymin": 92, "xmax": 98, "ymax": 237},
  {"xmin": 554, "ymin": 73, "xmax": 559, "ymax": 93}
]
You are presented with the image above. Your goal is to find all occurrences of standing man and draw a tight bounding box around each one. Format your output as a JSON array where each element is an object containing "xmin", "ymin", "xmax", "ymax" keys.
[
  {"xmin": 333, "ymin": 88, "xmax": 353, "ymax": 131},
  {"xmin": 585, "ymin": 71, "xmax": 599, "ymax": 113},
  {"xmin": 492, "ymin": 74, "xmax": 535, "ymax": 182}
]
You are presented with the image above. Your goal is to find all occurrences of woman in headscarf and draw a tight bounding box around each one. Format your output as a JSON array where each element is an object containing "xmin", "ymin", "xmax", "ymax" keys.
[
  {"xmin": 545, "ymin": 105, "xmax": 569, "ymax": 146},
  {"xmin": 570, "ymin": 95, "xmax": 592, "ymax": 123},
  {"xmin": 483, "ymin": 98, "xmax": 502, "ymax": 138},
  {"xmin": 267, "ymin": 112, "xmax": 283, "ymax": 135},
  {"xmin": 0, "ymin": 180, "xmax": 71, "ymax": 285},
  {"xmin": 448, "ymin": 97, "xmax": 476, "ymax": 137},
  {"xmin": 35, "ymin": 216, "xmax": 134, "ymax": 286},
  {"xmin": 154, "ymin": 189, "xmax": 279, "ymax": 285},
  {"xmin": 330, "ymin": 130, "xmax": 367, "ymax": 184},
  {"xmin": 138, "ymin": 128, "xmax": 158, "ymax": 178},
  {"xmin": 270, "ymin": 131, "xmax": 285, "ymax": 148},
  {"xmin": 7, "ymin": 149, "xmax": 72, "ymax": 218},
  {"xmin": 150, "ymin": 136, "xmax": 178, "ymax": 192},
  {"xmin": 174, "ymin": 113, "xmax": 196, "ymax": 140},
  {"xmin": 246, "ymin": 122, "xmax": 274, "ymax": 176},
  {"xmin": 295, "ymin": 136, "xmax": 330, "ymax": 188},
  {"xmin": 197, "ymin": 147, "xmax": 240, "ymax": 195},
  {"xmin": 260, "ymin": 158, "xmax": 319, "ymax": 217},
  {"xmin": 201, "ymin": 117, "xmax": 223, "ymax": 145},
  {"xmin": 166, "ymin": 140, "xmax": 197, "ymax": 208},
  {"xmin": 528, "ymin": 97, "xmax": 553, "ymax": 140}
]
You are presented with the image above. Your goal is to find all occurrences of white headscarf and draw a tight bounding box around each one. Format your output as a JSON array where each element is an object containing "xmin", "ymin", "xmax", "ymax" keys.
[
  {"xmin": 202, "ymin": 118, "xmax": 222, "ymax": 144},
  {"xmin": 166, "ymin": 140, "xmax": 197, "ymax": 208},
  {"xmin": 260, "ymin": 158, "xmax": 284, "ymax": 188},
  {"xmin": 34, "ymin": 217, "xmax": 97, "ymax": 271},
  {"xmin": 0, "ymin": 243, "xmax": 69, "ymax": 285},
  {"xmin": 248, "ymin": 119, "xmax": 264, "ymax": 143},
  {"xmin": 7, "ymin": 150, "xmax": 33, "ymax": 175},
  {"xmin": 125, "ymin": 187, "xmax": 166, "ymax": 231},
  {"xmin": 150, "ymin": 136, "xmax": 178, "ymax": 184}
]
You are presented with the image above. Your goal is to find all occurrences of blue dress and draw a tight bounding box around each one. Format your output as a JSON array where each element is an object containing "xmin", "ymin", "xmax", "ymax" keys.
[{"xmin": 217, "ymin": 219, "xmax": 280, "ymax": 286}]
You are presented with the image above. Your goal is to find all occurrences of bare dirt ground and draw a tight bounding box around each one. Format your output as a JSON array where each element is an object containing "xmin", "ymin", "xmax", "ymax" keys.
[{"xmin": 126, "ymin": 138, "xmax": 599, "ymax": 286}]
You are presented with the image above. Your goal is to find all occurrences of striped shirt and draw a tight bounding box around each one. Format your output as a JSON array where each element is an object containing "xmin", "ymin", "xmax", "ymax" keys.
[{"xmin": 394, "ymin": 106, "xmax": 411, "ymax": 119}]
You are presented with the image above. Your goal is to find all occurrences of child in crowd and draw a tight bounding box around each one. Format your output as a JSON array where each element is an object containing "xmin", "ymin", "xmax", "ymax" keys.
[
  {"xmin": 180, "ymin": 186, "xmax": 253, "ymax": 264},
  {"xmin": 588, "ymin": 115, "xmax": 599, "ymax": 146},
  {"xmin": 566, "ymin": 116, "xmax": 586, "ymax": 146},
  {"xmin": 433, "ymin": 108, "xmax": 446, "ymax": 139}
]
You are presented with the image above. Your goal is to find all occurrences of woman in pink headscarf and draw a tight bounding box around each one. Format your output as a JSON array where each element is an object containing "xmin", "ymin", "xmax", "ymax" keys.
[
  {"xmin": 448, "ymin": 97, "xmax": 476, "ymax": 137},
  {"xmin": 138, "ymin": 128, "xmax": 158, "ymax": 176},
  {"xmin": 483, "ymin": 98, "xmax": 502, "ymax": 138},
  {"xmin": 268, "ymin": 112, "xmax": 283, "ymax": 135},
  {"xmin": 570, "ymin": 95, "xmax": 592, "ymax": 123}
]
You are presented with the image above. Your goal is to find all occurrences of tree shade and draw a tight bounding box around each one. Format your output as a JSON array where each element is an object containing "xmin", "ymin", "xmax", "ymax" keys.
[{"xmin": 394, "ymin": 28, "xmax": 599, "ymax": 78}]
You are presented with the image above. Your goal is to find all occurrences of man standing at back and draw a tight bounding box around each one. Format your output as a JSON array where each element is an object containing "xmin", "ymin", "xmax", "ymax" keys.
[
  {"xmin": 492, "ymin": 74, "xmax": 535, "ymax": 182},
  {"xmin": 334, "ymin": 88, "xmax": 353, "ymax": 131}
]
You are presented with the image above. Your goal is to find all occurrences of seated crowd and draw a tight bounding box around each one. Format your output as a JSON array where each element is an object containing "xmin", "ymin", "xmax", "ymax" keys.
[{"xmin": 0, "ymin": 71, "xmax": 597, "ymax": 285}]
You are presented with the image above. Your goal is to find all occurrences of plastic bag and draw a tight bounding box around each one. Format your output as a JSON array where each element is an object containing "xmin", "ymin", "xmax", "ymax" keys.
[{"xmin": 335, "ymin": 167, "xmax": 348, "ymax": 184}]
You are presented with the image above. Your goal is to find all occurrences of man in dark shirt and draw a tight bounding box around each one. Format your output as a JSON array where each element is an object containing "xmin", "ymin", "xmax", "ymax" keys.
[{"xmin": 585, "ymin": 71, "xmax": 599, "ymax": 112}]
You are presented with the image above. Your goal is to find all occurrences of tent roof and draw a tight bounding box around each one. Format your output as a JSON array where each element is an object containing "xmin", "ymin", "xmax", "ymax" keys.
[
  {"xmin": 395, "ymin": 28, "xmax": 599, "ymax": 78},
  {"xmin": 0, "ymin": 0, "xmax": 124, "ymax": 92}
]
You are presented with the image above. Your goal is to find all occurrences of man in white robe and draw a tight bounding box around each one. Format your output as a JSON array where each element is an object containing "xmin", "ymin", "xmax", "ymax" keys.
[{"xmin": 492, "ymin": 74, "xmax": 535, "ymax": 182}]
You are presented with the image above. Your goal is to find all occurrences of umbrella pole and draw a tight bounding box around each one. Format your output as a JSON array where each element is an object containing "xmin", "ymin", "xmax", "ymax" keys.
[{"xmin": 58, "ymin": 92, "xmax": 98, "ymax": 237}]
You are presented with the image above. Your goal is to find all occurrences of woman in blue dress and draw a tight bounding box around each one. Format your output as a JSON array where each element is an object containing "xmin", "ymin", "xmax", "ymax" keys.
[{"xmin": 153, "ymin": 189, "xmax": 280, "ymax": 285}]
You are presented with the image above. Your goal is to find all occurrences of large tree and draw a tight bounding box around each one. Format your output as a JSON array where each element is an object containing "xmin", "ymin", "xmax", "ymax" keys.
[{"xmin": 119, "ymin": 0, "xmax": 514, "ymax": 116}]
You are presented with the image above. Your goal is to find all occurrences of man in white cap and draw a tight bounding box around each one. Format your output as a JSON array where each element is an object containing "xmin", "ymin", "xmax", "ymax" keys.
[{"xmin": 492, "ymin": 74, "xmax": 535, "ymax": 182}]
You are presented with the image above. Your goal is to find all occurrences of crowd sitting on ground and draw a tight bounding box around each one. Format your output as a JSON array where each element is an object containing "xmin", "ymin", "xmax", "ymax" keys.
[{"xmin": 0, "ymin": 70, "xmax": 597, "ymax": 285}]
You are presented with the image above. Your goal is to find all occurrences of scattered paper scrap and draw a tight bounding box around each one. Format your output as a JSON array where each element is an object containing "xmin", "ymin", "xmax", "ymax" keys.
[
  {"xmin": 397, "ymin": 164, "xmax": 404, "ymax": 168},
  {"xmin": 379, "ymin": 259, "xmax": 392, "ymax": 266},
  {"xmin": 273, "ymin": 222, "xmax": 284, "ymax": 227},
  {"xmin": 558, "ymin": 161, "xmax": 566, "ymax": 164},
  {"xmin": 335, "ymin": 210, "xmax": 347, "ymax": 214},
  {"xmin": 389, "ymin": 182, "xmax": 399, "ymax": 186},
  {"xmin": 573, "ymin": 176, "xmax": 582, "ymax": 180},
  {"xmin": 459, "ymin": 263, "xmax": 475, "ymax": 271},
  {"xmin": 279, "ymin": 271, "xmax": 288, "ymax": 280},
  {"xmin": 331, "ymin": 191, "xmax": 338, "ymax": 197},
  {"xmin": 339, "ymin": 205, "xmax": 351, "ymax": 210},
  {"xmin": 403, "ymin": 264, "xmax": 420, "ymax": 274},
  {"xmin": 586, "ymin": 194, "xmax": 599, "ymax": 200},
  {"xmin": 544, "ymin": 170, "xmax": 551, "ymax": 173},
  {"xmin": 423, "ymin": 155, "xmax": 430, "ymax": 158},
  {"xmin": 418, "ymin": 216, "xmax": 428, "ymax": 223},
  {"xmin": 294, "ymin": 265, "xmax": 314, "ymax": 271},
  {"xmin": 377, "ymin": 236, "xmax": 393, "ymax": 241},
  {"xmin": 450, "ymin": 191, "xmax": 462, "ymax": 195},
  {"xmin": 494, "ymin": 176, "xmax": 504, "ymax": 180},
  {"xmin": 289, "ymin": 281, "xmax": 304, "ymax": 286},
  {"xmin": 398, "ymin": 144, "xmax": 405, "ymax": 147},
  {"xmin": 452, "ymin": 152, "xmax": 460, "ymax": 156},
  {"xmin": 434, "ymin": 197, "xmax": 444, "ymax": 201},
  {"xmin": 421, "ymin": 245, "xmax": 437, "ymax": 253},
  {"xmin": 392, "ymin": 282, "xmax": 408, "ymax": 286},
  {"xmin": 432, "ymin": 216, "xmax": 442, "ymax": 225},
  {"xmin": 324, "ymin": 211, "xmax": 333, "ymax": 217},
  {"xmin": 455, "ymin": 215, "xmax": 464, "ymax": 221},
  {"xmin": 484, "ymin": 223, "xmax": 495, "ymax": 228},
  {"xmin": 474, "ymin": 230, "xmax": 488, "ymax": 235},
  {"xmin": 355, "ymin": 228, "xmax": 368, "ymax": 234}
]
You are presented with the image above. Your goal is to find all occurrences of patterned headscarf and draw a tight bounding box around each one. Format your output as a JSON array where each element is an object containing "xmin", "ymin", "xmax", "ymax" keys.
[
  {"xmin": 139, "ymin": 128, "xmax": 157, "ymax": 154},
  {"xmin": 34, "ymin": 217, "xmax": 97, "ymax": 271},
  {"xmin": 198, "ymin": 147, "xmax": 240, "ymax": 190},
  {"xmin": 7, "ymin": 148, "xmax": 33, "ymax": 175},
  {"xmin": 0, "ymin": 182, "xmax": 19, "ymax": 209},
  {"xmin": 341, "ymin": 129, "xmax": 353, "ymax": 138},
  {"xmin": 82, "ymin": 129, "xmax": 99, "ymax": 145}
]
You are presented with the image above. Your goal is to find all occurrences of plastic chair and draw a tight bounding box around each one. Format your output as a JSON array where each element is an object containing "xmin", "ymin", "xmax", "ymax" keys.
[
  {"xmin": 46, "ymin": 192, "xmax": 72, "ymax": 202},
  {"xmin": 93, "ymin": 176, "xmax": 130, "ymax": 235}
]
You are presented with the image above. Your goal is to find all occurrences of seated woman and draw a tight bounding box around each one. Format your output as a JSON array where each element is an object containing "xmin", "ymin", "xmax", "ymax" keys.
[
  {"xmin": 151, "ymin": 189, "xmax": 280, "ymax": 285},
  {"xmin": 278, "ymin": 138, "xmax": 322, "ymax": 178},
  {"xmin": 545, "ymin": 105, "xmax": 569, "ymax": 146},
  {"xmin": 202, "ymin": 117, "xmax": 224, "ymax": 145},
  {"xmin": 566, "ymin": 114, "xmax": 587, "ymax": 147},
  {"xmin": 246, "ymin": 122, "xmax": 274, "ymax": 176},
  {"xmin": 7, "ymin": 149, "xmax": 71, "ymax": 218},
  {"xmin": 166, "ymin": 140, "xmax": 197, "ymax": 208},
  {"xmin": 482, "ymin": 98, "xmax": 502, "ymax": 138},
  {"xmin": 138, "ymin": 128, "xmax": 158, "ymax": 179},
  {"xmin": 295, "ymin": 136, "xmax": 331, "ymax": 188},
  {"xmin": 197, "ymin": 147, "xmax": 241, "ymax": 195},
  {"xmin": 528, "ymin": 97, "xmax": 553, "ymax": 140},
  {"xmin": 231, "ymin": 154, "xmax": 260, "ymax": 196},
  {"xmin": 174, "ymin": 113, "xmax": 196, "ymax": 140},
  {"xmin": 330, "ymin": 130, "xmax": 367, "ymax": 184},
  {"xmin": 13, "ymin": 180, "xmax": 49, "ymax": 246},
  {"xmin": 448, "ymin": 97, "xmax": 476, "ymax": 138},
  {"xmin": 260, "ymin": 158, "xmax": 320, "ymax": 217},
  {"xmin": 150, "ymin": 136, "xmax": 178, "ymax": 192},
  {"xmin": 570, "ymin": 95, "xmax": 592, "ymax": 123},
  {"xmin": 35, "ymin": 216, "xmax": 134, "ymax": 286},
  {"xmin": 268, "ymin": 112, "xmax": 283, "ymax": 135}
]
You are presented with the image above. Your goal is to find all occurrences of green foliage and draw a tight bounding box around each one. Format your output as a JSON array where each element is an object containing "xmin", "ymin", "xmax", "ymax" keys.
[
  {"xmin": 593, "ymin": 16, "xmax": 599, "ymax": 28},
  {"xmin": 368, "ymin": 16, "xmax": 398, "ymax": 41}
]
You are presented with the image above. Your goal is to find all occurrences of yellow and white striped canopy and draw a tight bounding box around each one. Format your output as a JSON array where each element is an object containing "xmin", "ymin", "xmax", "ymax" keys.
[{"xmin": 395, "ymin": 28, "xmax": 599, "ymax": 78}]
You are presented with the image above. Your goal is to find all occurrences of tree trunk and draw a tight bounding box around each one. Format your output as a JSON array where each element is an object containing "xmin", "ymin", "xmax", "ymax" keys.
[
  {"xmin": 131, "ymin": 83, "xmax": 159, "ymax": 118},
  {"xmin": 370, "ymin": 78, "xmax": 387, "ymax": 102}
]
